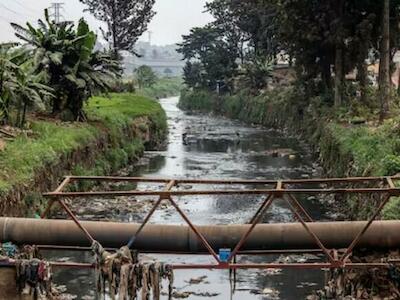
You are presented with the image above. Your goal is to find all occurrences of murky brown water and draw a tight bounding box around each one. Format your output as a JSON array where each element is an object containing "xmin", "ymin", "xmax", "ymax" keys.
[{"xmin": 47, "ymin": 96, "xmax": 329, "ymax": 299}]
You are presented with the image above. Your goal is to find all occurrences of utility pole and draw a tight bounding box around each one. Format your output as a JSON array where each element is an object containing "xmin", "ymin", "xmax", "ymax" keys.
[
  {"xmin": 50, "ymin": 2, "xmax": 64, "ymax": 24},
  {"xmin": 148, "ymin": 31, "xmax": 153, "ymax": 45}
]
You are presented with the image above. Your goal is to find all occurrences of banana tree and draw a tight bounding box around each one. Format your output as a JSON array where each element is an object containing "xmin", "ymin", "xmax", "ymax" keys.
[
  {"xmin": 0, "ymin": 44, "xmax": 54, "ymax": 127},
  {"xmin": 0, "ymin": 43, "xmax": 21, "ymax": 124},
  {"xmin": 14, "ymin": 70, "xmax": 54, "ymax": 127},
  {"xmin": 11, "ymin": 10, "xmax": 120, "ymax": 121}
]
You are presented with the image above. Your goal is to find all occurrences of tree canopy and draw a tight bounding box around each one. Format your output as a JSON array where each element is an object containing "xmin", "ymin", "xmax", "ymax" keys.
[
  {"xmin": 79, "ymin": 0, "xmax": 156, "ymax": 58},
  {"xmin": 179, "ymin": 0, "xmax": 400, "ymax": 118},
  {"xmin": 177, "ymin": 25, "xmax": 239, "ymax": 91}
]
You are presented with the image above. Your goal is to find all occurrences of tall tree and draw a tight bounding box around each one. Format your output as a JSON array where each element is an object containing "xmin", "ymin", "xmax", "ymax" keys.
[
  {"xmin": 227, "ymin": 0, "xmax": 281, "ymax": 61},
  {"xmin": 277, "ymin": 0, "xmax": 336, "ymax": 97},
  {"xmin": 182, "ymin": 62, "xmax": 204, "ymax": 89},
  {"xmin": 351, "ymin": 11, "xmax": 376, "ymax": 104},
  {"xmin": 205, "ymin": 0, "xmax": 249, "ymax": 63},
  {"xmin": 178, "ymin": 26, "xmax": 238, "ymax": 91},
  {"xmin": 135, "ymin": 65, "xmax": 157, "ymax": 89},
  {"xmin": 79, "ymin": 0, "xmax": 156, "ymax": 58}
]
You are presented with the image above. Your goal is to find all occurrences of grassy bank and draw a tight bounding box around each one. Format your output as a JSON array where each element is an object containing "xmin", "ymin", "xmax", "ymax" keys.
[
  {"xmin": 138, "ymin": 77, "xmax": 183, "ymax": 99},
  {"xmin": 180, "ymin": 88, "xmax": 400, "ymax": 219},
  {"xmin": 0, "ymin": 93, "xmax": 167, "ymax": 216}
]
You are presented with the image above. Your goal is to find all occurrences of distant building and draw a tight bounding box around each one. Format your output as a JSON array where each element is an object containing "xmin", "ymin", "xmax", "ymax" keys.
[{"xmin": 123, "ymin": 42, "xmax": 184, "ymax": 77}]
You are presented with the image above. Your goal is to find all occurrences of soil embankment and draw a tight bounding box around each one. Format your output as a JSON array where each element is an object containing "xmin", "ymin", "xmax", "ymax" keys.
[{"xmin": 0, "ymin": 93, "xmax": 168, "ymax": 216}]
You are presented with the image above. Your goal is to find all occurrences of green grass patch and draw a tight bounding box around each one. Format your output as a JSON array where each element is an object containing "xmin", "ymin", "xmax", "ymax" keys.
[
  {"xmin": 328, "ymin": 119, "xmax": 400, "ymax": 219},
  {"xmin": 327, "ymin": 119, "xmax": 400, "ymax": 176},
  {"xmin": 70, "ymin": 138, "xmax": 144, "ymax": 192},
  {"xmin": 0, "ymin": 93, "xmax": 166, "ymax": 196},
  {"xmin": 87, "ymin": 93, "xmax": 166, "ymax": 129},
  {"xmin": 0, "ymin": 122, "xmax": 97, "ymax": 195}
]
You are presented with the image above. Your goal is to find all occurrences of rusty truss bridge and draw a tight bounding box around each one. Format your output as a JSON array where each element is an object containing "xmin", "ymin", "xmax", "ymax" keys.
[{"xmin": 1, "ymin": 175, "xmax": 400, "ymax": 272}]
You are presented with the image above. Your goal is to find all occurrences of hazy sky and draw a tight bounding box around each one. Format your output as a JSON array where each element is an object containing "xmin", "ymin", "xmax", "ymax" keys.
[{"xmin": 0, "ymin": 0, "xmax": 213, "ymax": 45}]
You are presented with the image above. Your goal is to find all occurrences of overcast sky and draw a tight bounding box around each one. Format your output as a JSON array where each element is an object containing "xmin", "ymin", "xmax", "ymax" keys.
[{"xmin": 0, "ymin": 0, "xmax": 213, "ymax": 45}]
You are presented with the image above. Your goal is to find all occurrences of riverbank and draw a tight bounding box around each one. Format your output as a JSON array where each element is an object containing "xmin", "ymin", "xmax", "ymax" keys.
[
  {"xmin": 179, "ymin": 88, "xmax": 400, "ymax": 219},
  {"xmin": 0, "ymin": 93, "xmax": 167, "ymax": 217}
]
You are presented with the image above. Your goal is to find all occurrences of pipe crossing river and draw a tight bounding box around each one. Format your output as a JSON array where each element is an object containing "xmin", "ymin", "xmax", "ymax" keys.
[{"xmin": 1, "ymin": 218, "xmax": 400, "ymax": 251}]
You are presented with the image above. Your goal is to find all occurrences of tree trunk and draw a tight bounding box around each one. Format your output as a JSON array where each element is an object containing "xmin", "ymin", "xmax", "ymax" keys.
[
  {"xmin": 16, "ymin": 101, "xmax": 23, "ymax": 128},
  {"xmin": 357, "ymin": 60, "xmax": 368, "ymax": 104},
  {"xmin": 334, "ymin": 45, "xmax": 344, "ymax": 107},
  {"xmin": 21, "ymin": 102, "xmax": 27, "ymax": 128},
  {"xmin": 111, "ymin": 1, "xmax": 119, "ymax": 60},
  {"xmin": 52, "ymin": 97, "xmax": 62, "ymax": 115},
  {"xmin": 240, "ymin": 41, "xmax": 245, "ymax": 65},
  {"xmin": 334, "ymin": 0, "xmax": 344, "ymax": 107},
  {"xmin": 379, "ymin": 0, "xmax": 391, "ymax": 122},
  {"xmin": 2, "ymin": 98, "xmax": 10, "ymax": 125},
  {"xmin": 321, "ymin": 56, "xmax": 332, "ymax": 93},
  {"xmin": 397, "ymin": 64, "xmax": 400, "ymax": 96}
]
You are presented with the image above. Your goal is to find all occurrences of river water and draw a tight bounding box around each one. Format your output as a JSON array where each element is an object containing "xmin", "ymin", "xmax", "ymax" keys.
[{"xmin": 48, "ymin": 96, "xmax": 329, "ymax": 299}]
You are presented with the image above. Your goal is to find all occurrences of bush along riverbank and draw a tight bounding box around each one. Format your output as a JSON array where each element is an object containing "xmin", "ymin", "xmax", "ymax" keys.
[
  {"xmin": 116, "ymin": 76, "xmax": 183, "ymax": 100},
  {"xmin": 179, "ymin": 88, "xmax": 400, "ymax": 219},
  {"xmin": 139, "ymin": 77, "xmax": 183, "ymax": 99},
  {"xmin": 0, "ymin": 93, "xmax": 167, "ymax": 217}
]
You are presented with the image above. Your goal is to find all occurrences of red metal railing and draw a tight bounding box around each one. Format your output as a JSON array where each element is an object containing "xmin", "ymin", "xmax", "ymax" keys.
[{"xmin": 39, "ymin": 175, "xmax": 400, "ymax": 270}]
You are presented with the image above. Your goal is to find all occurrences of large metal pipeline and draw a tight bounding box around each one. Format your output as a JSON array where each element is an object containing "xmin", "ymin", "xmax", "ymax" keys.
[{"xmin": 1, "ymin": 218, "xmax": 400, "ymax": 252}]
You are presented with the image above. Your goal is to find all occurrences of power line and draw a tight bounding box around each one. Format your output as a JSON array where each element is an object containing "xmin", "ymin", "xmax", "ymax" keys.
[
  {"xmin": 12, "ymin": 0, "xmax": 42, "ymax": 15},
  {"xmin": 0, "ymin": 3, "xmax": 22, "ymax": 16},
  {"xmin": 0, "ymin": 3, "xmax": 36, "ymax": 20}
]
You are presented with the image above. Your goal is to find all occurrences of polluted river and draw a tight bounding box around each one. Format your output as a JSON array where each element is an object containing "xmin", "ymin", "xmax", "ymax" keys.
[{"xmin": 47, "ymin": 96, "xmax": 330, "ymax": 299}]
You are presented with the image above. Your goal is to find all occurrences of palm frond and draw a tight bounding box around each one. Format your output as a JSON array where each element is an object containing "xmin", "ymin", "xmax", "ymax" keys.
[{"xmin": 37, "ymin": 20, "xmax": 49, "ymax": 34}]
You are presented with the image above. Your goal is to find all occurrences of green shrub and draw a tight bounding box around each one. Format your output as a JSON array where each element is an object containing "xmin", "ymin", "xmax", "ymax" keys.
[
  {"xmin": 179, "ymin": 89, "xmax": 216, "ymax": 111},
  {"xmin": 383, "ymin": 197, "xmax": 400, "ymax": 220},
  {"xmin": 382, "ymin": 155, "xmax": 400, "ymax": 176}
]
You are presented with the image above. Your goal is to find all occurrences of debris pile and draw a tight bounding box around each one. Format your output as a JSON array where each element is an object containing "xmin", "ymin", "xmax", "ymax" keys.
[
  {"xmin": 309, "ymin": 252, "xmax": 400, "ymax": 299},
  {"xmin": 92, "ymin": 241, "xmax": 174, "ymax": 300},
  {"xmin": 1, "ymin": 243, "xmax": 56, "ymax": 299},
  {"xmin": 15, "ymin": 259, "xmax": 52, "ymax": 298},
  {"xmin": 0, "ymin": 127, "xmax": 17, "ymax": 138}
]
